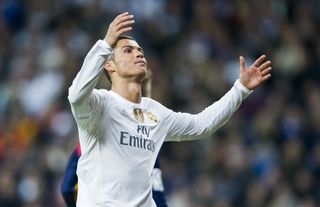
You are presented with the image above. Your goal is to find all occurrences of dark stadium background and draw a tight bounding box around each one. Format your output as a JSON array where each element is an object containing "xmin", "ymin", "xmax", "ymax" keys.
[{"xmin": 0, "ymin": 0, "xmax": 319, "ymax": 206}]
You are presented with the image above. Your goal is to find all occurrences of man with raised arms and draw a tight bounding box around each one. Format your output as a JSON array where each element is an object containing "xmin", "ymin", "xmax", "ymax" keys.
[{"xmin": 68, "ymin": 12, "xmax": 272, "ymax": 207}]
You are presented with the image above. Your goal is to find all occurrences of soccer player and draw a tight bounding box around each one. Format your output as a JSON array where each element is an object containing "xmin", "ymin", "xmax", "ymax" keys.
[
  {"xmin": 62, "ymin": 73, "xmax": 168, "ymax": 207},
  {"xmin": 68, "ymin": 12, "xmax": 272, "ymax": 206},
  {"xmin": 61, "ymin": 144, "xmax": 168, "ymax": 207},
  {"xmin": 61, "ymin": 144, "xmax": 81, "ymax": 207}
]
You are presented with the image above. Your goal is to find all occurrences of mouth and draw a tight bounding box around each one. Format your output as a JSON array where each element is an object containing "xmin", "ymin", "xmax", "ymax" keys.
[{"xmin": 134, "ymin": 60, "xmax": 146, "ymax": 66}]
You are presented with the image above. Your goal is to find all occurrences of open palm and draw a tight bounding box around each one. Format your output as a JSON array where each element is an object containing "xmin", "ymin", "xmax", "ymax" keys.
[{"xmin": 239, "ymin": 55, "xmax": 272, "ymax": 90}]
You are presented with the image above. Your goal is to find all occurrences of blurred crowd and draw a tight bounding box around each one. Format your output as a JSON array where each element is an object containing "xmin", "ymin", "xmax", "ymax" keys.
[{"xmin": 0, "ymin": 0, "xmax": 320, "ymax": 206}]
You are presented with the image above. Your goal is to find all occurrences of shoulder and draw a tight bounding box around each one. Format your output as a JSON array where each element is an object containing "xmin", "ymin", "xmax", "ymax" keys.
[
  {"xmin": 142, "ymin": 97, "xmax": 168, "ymax": 110},
  {"xmin": 91, "ymin": 89, "xmax": 114, "ymax": 109},
  {"xmin": 92, "ymin": 89, "xmax": 114, "ymax": 101},
  {"xmin": 142, "ymin": 97, "xmax": 173, "ymax": 122},
  {"xmin": 93, "ymin": 88, "xmax": 111, "ymax": 96}
]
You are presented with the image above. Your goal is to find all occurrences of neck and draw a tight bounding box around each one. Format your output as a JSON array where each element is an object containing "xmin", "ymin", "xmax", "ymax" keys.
[{"xmin": 111, "ymin": 79, "xmax": 142, "ymax": 103}]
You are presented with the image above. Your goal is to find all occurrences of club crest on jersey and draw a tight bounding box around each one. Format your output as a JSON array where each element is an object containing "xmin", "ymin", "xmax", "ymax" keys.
[
  {"xmin": 133, "ymin": 108, "xmax": 144, "ymax": 123},
  {"xmin": 147, "ymin": 112, "xmax": 159, "ymax": 123}
]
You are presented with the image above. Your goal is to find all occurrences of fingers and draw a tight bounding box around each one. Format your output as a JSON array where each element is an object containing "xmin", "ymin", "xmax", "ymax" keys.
[
  {"xmin": 113, "ymin": 12, "xmax": 135, "ymax": 35},
  {"xmin": 259, "ymin": 58, "xmax": 272, "ymax": 80},
  {"xmin": 239, "ymin": 54, "xmax": 272, "ymax": 90},
  {"xmin": 117, "ymin": 23, "xmax": 133, "ymax": 35},
  {"xmin": 105, "ymin": 12, "xmax": 135, "ymax": 46},
  {"xmin": 239, "ymin": 56, "xmax": 246, "ymax": 72},
  {"xmin": 114, "ymin": 12, "xmax": 134, "ymax": 26},
  {"xmin": 240, "ymin": 55, "xmax": 272, "ymax": 73},
  {"xmin": 259, "ymin": 60, "xmax": 272, "ymax": 71},
  {"xmin": 115, "ymin": 12, "xmax": 130, "ymax": 19},
  {"xmin": 260, "ymin": 55, "xmax": 272, "ymax": 82},
  {"xmin": 252, "ymin": 54, "xmax": 266, "ymax": 67},
  {"xmin": 261, "ymin": 66, "xmax": 272, "ymax": 76},
  {"xmin": 262, "ymin": 74, "xmax": 272, "ymax": 82}
]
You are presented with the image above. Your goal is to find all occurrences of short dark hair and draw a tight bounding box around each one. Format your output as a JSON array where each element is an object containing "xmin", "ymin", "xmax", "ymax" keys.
[
  {"xmin": 103, "ymin": 35, "xmax": 136, "ymax": 82},
  {"xmin": 111, "ymin": 35, "xmax": 135, "ymax": 48}
]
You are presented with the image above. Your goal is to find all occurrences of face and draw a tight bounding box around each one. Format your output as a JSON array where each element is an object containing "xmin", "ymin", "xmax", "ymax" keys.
[{"xmin": 107, "ymin": 38, "xmax": 147, "ymax": 81}]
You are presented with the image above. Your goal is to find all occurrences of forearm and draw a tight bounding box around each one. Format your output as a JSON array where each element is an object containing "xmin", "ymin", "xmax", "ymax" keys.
[
  {"xmin": 166, "ymin": 79, "xmax": 251, "ymax": 141},
  {"xmin": 192, "ymin": 79, "xmax": 251, "ymax": 138},
  {"xmin": 68, "ymin": 40, "xmax": 112, "ymax": 105}
]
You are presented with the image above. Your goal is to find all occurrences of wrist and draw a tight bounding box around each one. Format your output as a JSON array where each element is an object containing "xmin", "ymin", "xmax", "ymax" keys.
[
  {"xmin": 236, "ymin": 79, "xmax": 252, "ymax": 93},
  {"xmin": 104, "ymin": 37, "xmax": 114, "ymax": 48}
]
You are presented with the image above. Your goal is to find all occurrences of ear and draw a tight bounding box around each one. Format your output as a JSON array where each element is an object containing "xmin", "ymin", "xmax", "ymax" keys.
[{"xmin": 104, "ymin": 60, "xmax": 115, "ymax": 74}]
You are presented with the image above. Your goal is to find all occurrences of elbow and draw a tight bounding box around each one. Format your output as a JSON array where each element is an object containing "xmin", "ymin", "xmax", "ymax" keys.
[
  {"xmin": 194, "ymin": 115, "xmax": 219, "ymax": 138},
  {"xmin": 68, "ymin": 93, "xmax": 79, "ymax": 105},
  {"xmin": 68, "ymin": 86, "xmax": 82, "ymax": 105}
]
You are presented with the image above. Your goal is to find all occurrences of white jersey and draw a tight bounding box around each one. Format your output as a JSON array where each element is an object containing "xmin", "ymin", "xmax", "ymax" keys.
[{"xmin": 68, "ymin": 40, "xmax": 252, "ymax": 207}]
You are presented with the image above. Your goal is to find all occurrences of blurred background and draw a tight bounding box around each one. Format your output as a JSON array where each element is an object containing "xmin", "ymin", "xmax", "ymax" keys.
[{"xmin": 0, "ymin": 0, "xmax": 320, "ymax": 206}]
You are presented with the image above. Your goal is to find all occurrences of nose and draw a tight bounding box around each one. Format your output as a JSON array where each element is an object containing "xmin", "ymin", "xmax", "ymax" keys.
[{"xmin": 135, "ymin": 50, "xmax": 144, "ymax": 59}]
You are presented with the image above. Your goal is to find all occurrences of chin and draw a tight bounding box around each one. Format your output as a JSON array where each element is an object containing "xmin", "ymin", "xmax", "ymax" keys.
[
  {"xmin": 139, "ymin": 71, "xmax": 148, "ymax": 80},
  {"xmin": 130, "ymin": 70, "xmax": 146, "ymax": 81},
  {"xmin": 129, "ymin": 66, "xmax": 147, "ymax": 80},
  {"xmin": 137, "ymin": 67, "xmax": 147, "ymax": 76}
]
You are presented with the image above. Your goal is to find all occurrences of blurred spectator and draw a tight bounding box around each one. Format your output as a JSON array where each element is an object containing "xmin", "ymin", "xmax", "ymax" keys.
[{"xmin": 0, "ymin": 0, "xmax": 320, "ymax": 206}]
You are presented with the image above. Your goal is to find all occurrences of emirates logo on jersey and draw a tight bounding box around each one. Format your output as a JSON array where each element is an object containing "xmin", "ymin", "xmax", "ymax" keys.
[{"xmin": 133, "ymin": 108, "xmax": 144, "ymax": 123}]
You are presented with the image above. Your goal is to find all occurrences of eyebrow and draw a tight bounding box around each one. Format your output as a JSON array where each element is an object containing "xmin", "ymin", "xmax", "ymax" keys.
[{"xmin": 121, "ymin": 45, "xmax": 144, "ymax": 54}]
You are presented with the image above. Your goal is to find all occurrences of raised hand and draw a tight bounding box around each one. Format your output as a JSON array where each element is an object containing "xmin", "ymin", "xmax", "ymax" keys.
[
  {"xmin": 104, "ymin": 12, "xmax": 135, "ymax": 47},
  {"xmin": 239, "ymin": 55, "xmax": 272, "ymax": 90}
]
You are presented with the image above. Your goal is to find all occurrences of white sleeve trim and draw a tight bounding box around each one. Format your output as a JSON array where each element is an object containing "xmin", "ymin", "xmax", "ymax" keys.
[
  {"xmin": 235, "ymin": 79, "xmax": 252, "ymax": 95},
  {"xmin": 97, "ymin": 39, "xmax": 112, "ymax": 51}
]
